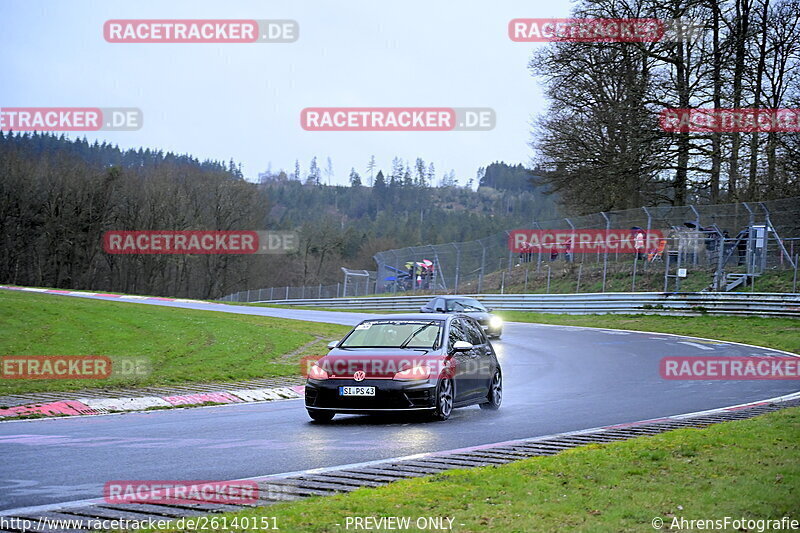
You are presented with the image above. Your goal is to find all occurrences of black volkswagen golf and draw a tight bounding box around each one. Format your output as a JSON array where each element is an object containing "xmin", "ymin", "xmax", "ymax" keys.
[{"xmin": 304, "ymin": 314, "xmax": 502, "ymax": 422}]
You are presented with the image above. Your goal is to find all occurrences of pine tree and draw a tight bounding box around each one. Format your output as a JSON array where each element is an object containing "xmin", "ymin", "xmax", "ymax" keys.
[
  {"xmin": 293, "ymin": 159, "xmax": 301, "ymax": 181},
  {"xmin": 366, "ymin": 155, "xmax": 376, "ymax": 186},
  {"xmin": 324, "ymin": 156, "xmax": 334, "ymax": 185},
  {"xmin": 373, "ymin": 170, "xmax": 387, "ymax": 198},
  {"xmin": 390, "ymin": 157, "xmax": 404, "ymax": 183},
  {"xmin": 415, "ymin": 157, "xmax": 427, "ymax": 187},
  {"xmin": 307, "ymin": 156, "xmax": 320, "ymax": 185},
  {"xmin": 349, "ymin": 167, "xmax": 362, "ymax": 187}
]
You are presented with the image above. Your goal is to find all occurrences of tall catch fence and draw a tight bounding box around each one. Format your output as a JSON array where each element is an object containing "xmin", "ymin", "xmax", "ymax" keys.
[
  {"xmin": 373, "ymin": 197, "xmax": 800, "ymax": 295},
  {"xmin": 221, "ymin": 198, "xmax": 799, "ymax": 302}
]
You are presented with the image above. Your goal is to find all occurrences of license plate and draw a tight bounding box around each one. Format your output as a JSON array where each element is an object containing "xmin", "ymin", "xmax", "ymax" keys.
[{"xmin": 339, "ymin": 386, "xmax": 376, "ymax": 396}]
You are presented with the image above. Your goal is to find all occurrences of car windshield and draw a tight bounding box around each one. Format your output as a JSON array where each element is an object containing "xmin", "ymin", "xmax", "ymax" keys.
[
  {"xmin": 340, "ymin": 320, "xmax": 443, "ymax": 350},
  {"xmin": 446, "ymin": 298, "xmax": 486, "ymax": 312}
]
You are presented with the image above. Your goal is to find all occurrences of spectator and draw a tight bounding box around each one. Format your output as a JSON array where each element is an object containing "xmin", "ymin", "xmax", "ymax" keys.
[{"xmin": 633, "ymin": 228, "xmax": 645, "ymax": 260}]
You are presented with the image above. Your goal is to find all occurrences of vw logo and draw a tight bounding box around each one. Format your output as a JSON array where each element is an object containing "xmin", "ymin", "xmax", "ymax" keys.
[{"xmin": 353, "ymin": 371, "xmax": 366, "ymax": 382}]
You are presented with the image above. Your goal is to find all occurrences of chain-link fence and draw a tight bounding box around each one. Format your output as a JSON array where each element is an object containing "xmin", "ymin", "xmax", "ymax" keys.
[
  {"xmin": 220, "ymin": 199, "xmax": 799, "ymax": 302},
  {"xmin": 220, "ymin": 271, "xmax": 378, "ymax": 303},
  {"xmin": 374, "ymin": 198, "xmax": 800, "ymax": 295}
]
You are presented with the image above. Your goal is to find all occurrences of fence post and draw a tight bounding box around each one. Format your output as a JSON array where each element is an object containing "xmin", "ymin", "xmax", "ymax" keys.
[
  {"xmin": 506, "ymin": 231, "xmax": 513, "ymax": 271},
  {"xmin": 524, "ymin": 267, "xmax": 529, "ymax": 292},
  {"xmin": 793, "ymin": 254, "xmax": 798, "ymax": 293},
  {"xmin": 270, "ymin": 287, "xmax": 274, "ymax": 300},
  {"xmin": 534, "ymin": 221, "xmax": 543, "ymax": 273},
  {"xmin": 337, "ymin": 282, "xmax": 340, "ymax": 298},
  {"xmin": 451, "ymin": 243, "xmax": 461, "ymax": 293},
  {"xmin": 631, "ymin": 256, "xmax": 638, "ymax": 292},
  {"xmin": 479, "ymin": 241, "xmax": 486, "ymax": 293},
  {"xmin": 500, "ymin": 271, "xmax": 505, "ymax": 294},
  {"xmin": 714, "ymin": 235, "xmax": 726, "ymax": 291},
  {"xmin": 690, "ymin": 204, "xmax": 701, "ymax": 266},
  {"xmin": 247, "ymin": 289, "xmax": 251, "ymax": 302},
  {"xmin": 642, "ymin": 207, "xmax": 652, "ymax": 272},
  {"xmin": 546, "ymin": 265, "xmax": 551, "ymax": 293},
  {"xmin": 576, "ymin": 263, "xmax": 582, "ymax": 293},
  {"xmin": 600, "ymin": 212, "xmax": 610, "ymax": 292},
  {"xmin": 565, "ymin": 218, "xmax": 575, "ymax": 263},
  {"xmin": 285, "ymin": 286, "xmax": 289, "ymax": 300}
]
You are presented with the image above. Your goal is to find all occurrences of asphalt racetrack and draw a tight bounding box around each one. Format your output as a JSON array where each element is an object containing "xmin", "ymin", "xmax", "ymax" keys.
[{"xmin": 1, "ymin": 293, "xmax": 798, "ymax": 511}]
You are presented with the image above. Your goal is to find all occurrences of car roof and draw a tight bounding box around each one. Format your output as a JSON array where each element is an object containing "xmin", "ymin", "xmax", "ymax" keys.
[{"xmin": 432, "ymin": 295, "xmax": 481, "ymax": 301}]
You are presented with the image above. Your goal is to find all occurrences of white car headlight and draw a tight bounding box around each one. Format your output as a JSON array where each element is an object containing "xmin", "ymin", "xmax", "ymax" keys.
[{"xmin": 489, "ymin": 316, "xmax": 503, "ymax": 329}]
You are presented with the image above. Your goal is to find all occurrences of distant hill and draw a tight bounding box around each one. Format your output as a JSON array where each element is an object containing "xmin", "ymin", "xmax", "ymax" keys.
[{"xmin": 0, "ymin": 133, "xmax": 558, "ymax": 297}]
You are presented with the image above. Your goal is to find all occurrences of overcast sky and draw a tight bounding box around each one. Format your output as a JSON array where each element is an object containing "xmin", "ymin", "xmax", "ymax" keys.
[{"xmin": 2, "ymin": 0, "xmax": 575, "ymax": 185}]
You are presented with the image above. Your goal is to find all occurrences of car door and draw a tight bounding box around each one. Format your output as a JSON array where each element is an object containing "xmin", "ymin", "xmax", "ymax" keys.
[
  {"xmin": 454, "ymin": 317, "xmax": 484, "ymax": 401},
  {"xmin": 462, "ymin": 317, "xmax": 493, "ymax": 395},
  {"xmin": 446, "ymin": 318, "xmax": 475, "ymax": 403}
]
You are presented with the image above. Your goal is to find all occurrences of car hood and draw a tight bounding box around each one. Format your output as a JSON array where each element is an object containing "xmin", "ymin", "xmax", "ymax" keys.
[
  {"xmin": 318, "ymin": 349, "xmax": 445, "ymax": 379},
  {"xmin": 460, "ymin": 311, "xmax": 491, "ymax": 321}
]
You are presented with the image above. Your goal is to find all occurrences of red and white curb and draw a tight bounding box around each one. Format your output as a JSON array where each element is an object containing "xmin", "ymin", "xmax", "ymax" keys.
[
  {"xmin": 0, "ymin": 285, "xmax": 225, "ymax": 306},
  {"xmin": 0, "ymin": 386, "xmax": 305, "ymax": 420}
]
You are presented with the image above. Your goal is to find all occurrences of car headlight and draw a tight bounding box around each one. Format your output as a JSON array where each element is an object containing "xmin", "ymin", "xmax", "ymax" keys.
[
  {"xmin": 393, "ymin": 365, "xmax": 432, "ymax": 381},
  {"xmin": 489, "ymin": 316, "xmax": 503, "ymax": 329},
  {"xmin": 308, "ymin": 364, "xmax": 329, "ymax": 380}
]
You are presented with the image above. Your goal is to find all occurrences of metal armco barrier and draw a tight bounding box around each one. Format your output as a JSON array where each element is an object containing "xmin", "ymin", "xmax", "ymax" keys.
[{"xmin": 258, "ymin": 292, "xmax": 800, "ymax": 317}]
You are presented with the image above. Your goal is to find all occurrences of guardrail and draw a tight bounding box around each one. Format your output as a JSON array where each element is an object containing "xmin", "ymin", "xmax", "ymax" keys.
[{"xmin": 257, "ymin": 292, "xmax": 800, "ymax": 317}]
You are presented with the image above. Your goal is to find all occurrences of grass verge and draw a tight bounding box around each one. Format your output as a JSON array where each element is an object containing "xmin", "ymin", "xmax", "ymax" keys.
[
  {"xmin": 231, "ymin": 307, "xmax": 800, "ymax": 354},
  {"xmin": 496, "ymin": 313, "xmax": 800, "ymax": 354},
  {"xmin": 146, "ymin": 406, "xmax": 800, "ymax": 533},
  {"xmin": 0, "ymin": 290, "xmax": 349, "ymax": 396}
]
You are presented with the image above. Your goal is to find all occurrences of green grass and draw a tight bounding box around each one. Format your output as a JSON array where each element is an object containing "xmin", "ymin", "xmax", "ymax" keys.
[
  {"xmin": 471, "ymin": 262, "xmax": 797, "ymax": 295},
  {"xmin": 496, "ymin": 313, "xmax": 800, "ymax": 354},
  {"xmin": 146, "ymin": 407, "xmax": 800, "ymax": 533},
  {"xmin": 0, "ymin": 290, "xmax": 349, "ymax": 396},
  {"xmin": 236, "ymin": 306, "xmax": 799, "ymax": 354}
]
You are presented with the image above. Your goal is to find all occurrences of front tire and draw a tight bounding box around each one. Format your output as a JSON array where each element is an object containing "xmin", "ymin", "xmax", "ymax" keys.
[
  {"xmin": 431, "ymin": 377, "xmax": 454, "ymax": 421},
  {"xmin": 307, "ymin": 409, "xmax": 335, "ymax": 422},
  {"xmin": 480, "ymin": 370, "xmax": 502, "ymax": 410}
]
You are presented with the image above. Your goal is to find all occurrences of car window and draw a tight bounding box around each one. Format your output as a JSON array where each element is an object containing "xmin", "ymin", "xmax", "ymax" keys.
[
  {"xmin": 447, "ymin": 298, "xmax": 486, "ymax": 312},
  {"xmin": 462, "ymin": 318, "xmax": 485, "ymax": 346},
  {"xmin": 448, "ymin": 319, "xmax": 468, "ymax": 349},
  {"xmin": 341, "ymin": 320, "xmax": 443, "ymax": 349},
  {"xmin": 434, "ymin": 298, "xmax": 444, "ymax": 310}
]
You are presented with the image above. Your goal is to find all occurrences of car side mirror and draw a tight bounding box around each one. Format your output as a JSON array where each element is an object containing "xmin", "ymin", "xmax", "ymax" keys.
[
  {"xmin": 327, "ymin": 341, "xmax": 338, "ymax": 349},
  {"xmin": 435, "ymin": 307, "xmax": 446, "ymax": 313},
  {"xmin": 485, "ymin": 307, "xmax": 493, "ymax": 312},
  {"xmin": 452, "ymin": 340, "xmax": 473, "ymax": 352}
]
